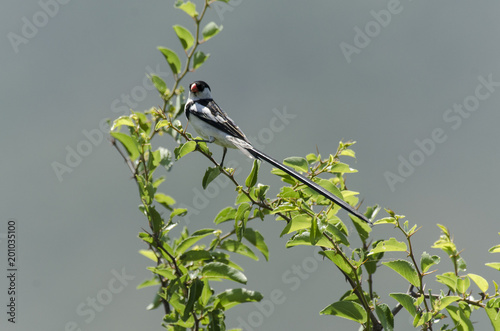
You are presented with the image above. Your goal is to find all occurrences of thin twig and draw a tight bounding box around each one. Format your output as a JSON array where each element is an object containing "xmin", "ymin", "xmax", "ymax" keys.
[
  {"xmin": 322, "ymin": 233, "xmax": 381, "ymax": 330},
  {"xmin": 111, "ymin": 138, "xmax": 136, "ymax": 175}
]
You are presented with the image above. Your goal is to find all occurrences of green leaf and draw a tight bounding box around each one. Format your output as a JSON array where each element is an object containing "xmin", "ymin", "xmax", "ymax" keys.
[
  {"xmin": 139, "ymin": 249, "xmax": 157, "ymax": 262},
  {"xmin": 271, "ymin": 204, "xmax": 298, "ymax": 214},
  {"xmin": 373, "ymin": 217, "xmax": 398, "ymax": 225},
  {"xmin": 468, "ymin": 273, "xmax": 489, "ymax": 293},
  {"xmin": 270, "ymin": 167, "xmax": 295, "ymax": 184},
  {"xmin": 220, "ymin": 239, "xmax": 258, "ymax": 260},
  {"xmin": 147, "ymin": 266, "xmax": 176, "ymax": 280},
  {"xmin": 202, "ymin": 22, "xmax": 223, "ymax": 41},
  {"xmin": 283, "ymin": 156, "xmax": 309, "ymax": 172},
  {"xmin": 180, "ymin": 250, "xmax": 212, "ymax": 262},
  {"xmin": 173, "ymin": 25, "xmax": 194, "ymax": 50},
  {"xmin": 485, "ymin": 299, "xmax": 500, "ymax": 330},
  {"xmin": 146, "ymin": 292, "xmax": 163, "ymax": 310},
  {"xmin": 235, "ymin": 203, "xmax": 251, "ymax": 223},
  {"xmin": 158, "ymin": 47, "xmax": 182, "ymax": 75},
  {"xmin": 256, "ymin": 184, "xmax": 270, "ymax": 201},
  {"xmin": 415, "ymin": 294, "xmax": 424, "ymax": 307},
  {"xmin": 457, "ymin": 256, "xmax": 467, "ymax": 272},
  {"xmin": 152, "ymin": 177, "xmax": 165, "ymax": 189},
  {"xmin": 137, "ymin": 176, "xmax": 153, "ymax": 204},
  {"xmin": 148, "ymin": 205, "xmax": 163, "ymax": 233},
  {"xmin": 306, "ymin": 153, "xmax": 320, "ymax": 163},
  {"xmin": 110, "ymin": 132, "xmax": 140, "ymax": 160},
  {"xmin": 369, "ymin": 238, "xmax": 407, "ymax": 255},
  {"xmin": 200, "ymin": 279, "xmax": 212, "ymax": 307},
  {"xmin": 111, "ymin": 116, "xmax": 135, "ymax": 130},
  {"xmin": 340, "ymin": 190, "xmax": 360, "ymax": 199},
  {"xmin": 324, "ymin": 224, "xmax": 349, "ymax": 246},
  {"xmin": 362, "ymin": 204, "xmax": 380, "ymax": 220},
  {"xmin": 207, "ymin": 309, "xmax": 223, "ymax": 331},
  {"xmin": 169, "ymin": 208, "xmax": 187, "ymax": 222},
  {"xmin": 486, "ymin": 262, "xmax": 500, "ymax": 271},
  {"xmin": 351, "ymin": 213, "xmax": 372, "ymax": 243},
  {"xmin": 235, "ymin": 203, "xmax": 251, "ymax": 242},
  {"xmin": 434, "ymin": 296, "xmax": 461, "ymax": 311},
  {"xmin": 305, "ymin": 178, "xmax": 343, "ymax": 200},
  {"xmin": 340, "ymin": 149, "xmax": 356, "ymax": 158},
  {"xmin": 185, "ymin": 279, "xmax": 204, "ymax": 315},
  {"xmin": 214, "ymin": 207, "xmax": 236, "ymax": 224},
  {"xmin": 210, "ymin": 251, "xmax": 244, "ymax": 271},
  {"xmin": 489, "ymin": 244, "xmax": 500, "ymax": 253},
  {"xmin": 215, "ymin": 288, "xmax": 263, "ymax": 310},
  {"xmin": 174, "ymin": 0, "xmax": 198, "ymax": 17},
  {"xmin": 150, "ymin": 74, "xmax": 167, "ymax": 95},
  {"xmin": 174, "ymin": 140, "xmax": 197, "ymax": 160},
  {"xmin": 432, "ymin": 238, "xmax": 456, "ymax": 256},
  {"xmin": 235, "ymin": 190, "xmax": 251, "ymax": 204},
  {"xmin": 245, "ymin": 160, "xmax": 260, "ymax": 187},
  {"xmin": 253, "ymin": 207, "xmax": 267, "ymax": 220},
  {"xmin": 280, "ymin": 214, "xmax": 312, "ymax": 236},
  {"xmin": 244, "ymin": 228, "xmax": 269, "ymax": 261},
  {"xmin": 420, "ymin": 251, "xmax": 440, "ymax": 273},
  {"xmin": 138, "ymin": 232, "xmax": 153, "ymax": 244},
  {"xmin": 137, "ymin": 277, "xmax": 160, "ymax": 289},
  {"xmin": 390, "ymin": 293, "xmax": 417, "ymax": 317},
  {"xmin": 310, "ymin": 217, "xmax": 322, "ymax": 245},
  {"xmin": 278, "ymin": 186, "xmax": 300, "ymax": 199},
  {"xmin": 155, "ymin": 193, "xmax": 176, "ymax": 209},
  {"xmin": 286, "ymin": 232, "xmax": 335, "ymax": 249},
  {"xmin": 148, "ymin": 150, "xmax": 160, "ymax": 174},
  {"xmin": 375, "ymin": 303, "xmax": 394, "ymax": 331},
  {"xmin": 382, "ymin": 260, "xmax": 420, "ymax": 287},
  {"xmin": 457, "ymin": 276, "xmax": 470, "ymax": 294},
  {"xmin": 436, "ymin": 223, "xmax": 450, "ymax": 236},
  {"xmin": 202, "ymin": 262, "xmax": 247, "ymax": 284},
  {"xmin": 330, "ymin": 162, "xmax": 358, "ymax": 173},
  {"xmin": 202, "ymin": 166, "xmax": 221, "ymax": 189},
  {"xmin": 193, "ymin": 51, "xmax": 210, "ymax": 70},
  {"xmin": 175, "ymin": 229, "xmax": 214, "ymax": 255},
  {"xmin": 320, "ymin": 250, "xmax": 355, "ymax": 278},
  {"xmin": 155, "ymin": 119, "xmax": 170, "ymax": 131},
  {"xmin": 436, "ymin": 272, "xmax": 459, "ymax": 292},
  {"xmin": 168, "ymin": 292, "xmax": 186, "ymax": 320},
  {"xmin": 194, "ymin": 139, "xmax": 210, "ymax": 155},
  {"xmin": 320, "ymin": 301, "xmax": 367, "ymax": 323},
  {"xmin": 365, "ymin": 242, "xmax": 383, "ymax": 275},
  {"xmin": 413, "ymin": 311, "xmax": 433, "ymax": 327},
  {"xmin": 446, "ymin": 305, "xmax": 474, "ymax": 331}
]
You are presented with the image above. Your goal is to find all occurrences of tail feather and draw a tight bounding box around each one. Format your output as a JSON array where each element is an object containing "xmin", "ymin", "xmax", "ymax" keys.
[
  {"xmin": 247, "ymin": 148, "xmax": 371, "ymax": 225},
  {"xmin": 226, "ymin": 136, "xmax": 255, "ymax": 159}
]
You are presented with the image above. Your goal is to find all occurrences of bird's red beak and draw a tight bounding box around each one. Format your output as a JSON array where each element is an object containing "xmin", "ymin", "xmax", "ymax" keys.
[{"xmin": 190, "ymin": 83, "xmax": 198, "ymax": 93}]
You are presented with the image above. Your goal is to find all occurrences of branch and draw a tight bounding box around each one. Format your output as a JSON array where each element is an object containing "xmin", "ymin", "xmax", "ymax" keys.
[
  {"xmin": 322, "ymin": 233, "xmax": 382, "ymax": 330},
  {"xmin": 111, "ymin": 138, "xmax": 136, "ymax": 176}
]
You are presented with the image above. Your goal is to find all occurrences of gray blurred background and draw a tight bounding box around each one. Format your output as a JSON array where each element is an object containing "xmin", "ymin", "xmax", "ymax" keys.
[{"xmin": 1, "ymin": 0, "xmax": 500, "ymax": 330}]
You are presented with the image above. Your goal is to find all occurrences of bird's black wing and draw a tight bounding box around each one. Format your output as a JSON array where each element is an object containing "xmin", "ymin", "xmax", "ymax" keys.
[{"xmin": 190, "ymin": 99, "xmax": 250, "ymax": 142}]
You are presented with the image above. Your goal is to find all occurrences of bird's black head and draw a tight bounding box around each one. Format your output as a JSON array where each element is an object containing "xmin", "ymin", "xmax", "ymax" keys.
[
  {"xmin": 189, "ymin": 81, "xmax": 211, "ymax": 93},
  {"xmin": 188, "ymin": 81, "xmax": 212, "ymax": 100}
]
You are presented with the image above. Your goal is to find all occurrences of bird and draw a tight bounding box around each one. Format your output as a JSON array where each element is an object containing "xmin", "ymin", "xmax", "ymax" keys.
[{"xmin": 184, "ymin": 80, "xmax": 371, "ymax": 224}]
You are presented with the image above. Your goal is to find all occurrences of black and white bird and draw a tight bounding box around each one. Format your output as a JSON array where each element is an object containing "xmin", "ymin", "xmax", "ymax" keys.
[{"xmin": 184, "ymin": 81, "xmax": 371, "ymax": 224}]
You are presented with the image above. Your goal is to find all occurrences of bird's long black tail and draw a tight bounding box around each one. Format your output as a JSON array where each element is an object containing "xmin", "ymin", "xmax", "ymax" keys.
[{"xmin": 247, "ymin": 148, "xmax": 371, "ymax": 225}]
